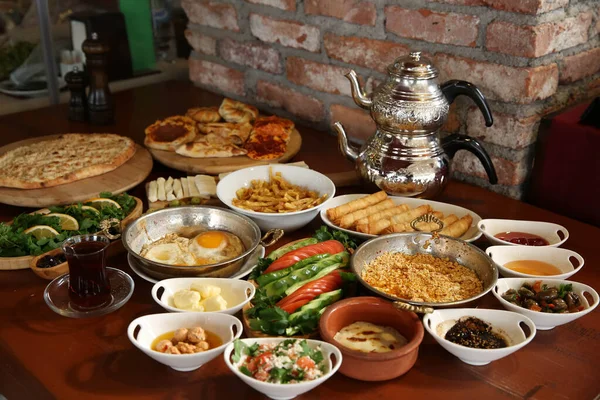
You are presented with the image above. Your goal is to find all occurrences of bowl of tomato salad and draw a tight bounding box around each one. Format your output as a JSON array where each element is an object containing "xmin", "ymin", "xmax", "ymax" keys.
[{"xmin": 224, "ymin": 338, "xmax": 342, "ymax": 399}]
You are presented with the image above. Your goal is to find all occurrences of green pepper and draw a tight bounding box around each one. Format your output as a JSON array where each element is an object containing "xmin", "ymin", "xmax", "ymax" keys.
[
  {"xmin": 266, "ymin": 238, "xmax": 318, "ymax": 261},
  {"xmin": 255, "ymin": 253, "xmax": 330, "ymax": 287}
]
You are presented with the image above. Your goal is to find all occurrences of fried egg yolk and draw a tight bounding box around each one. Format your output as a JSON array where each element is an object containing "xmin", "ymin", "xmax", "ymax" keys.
[{"xmin": 195, "ymin": 231, "xmax": 227, "ymax": 249}]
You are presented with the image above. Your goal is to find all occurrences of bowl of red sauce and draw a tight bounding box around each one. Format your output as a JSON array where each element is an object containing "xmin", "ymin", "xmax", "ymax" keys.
[{"xmin": 477, "ymin": 219, "xmax": 568, "ymax": 247}]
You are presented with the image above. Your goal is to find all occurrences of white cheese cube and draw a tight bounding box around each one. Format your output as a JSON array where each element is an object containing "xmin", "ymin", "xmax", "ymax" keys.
[
  {"xmin": 201, "ymin": 294, "xmax": 228, "ymax": 311},
  {"xmin": 190, "ymin": 283, "xmax": 221, "ymax": 299},
  {"xmin": 173, "ymin": 289, "xmax": 204, "ymax": 311}
]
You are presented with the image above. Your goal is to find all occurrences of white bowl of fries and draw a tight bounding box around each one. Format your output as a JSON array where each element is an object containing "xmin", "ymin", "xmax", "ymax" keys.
[{"xmin": 216, "ymin": 165, "xmax": 335, "ymax": 232}]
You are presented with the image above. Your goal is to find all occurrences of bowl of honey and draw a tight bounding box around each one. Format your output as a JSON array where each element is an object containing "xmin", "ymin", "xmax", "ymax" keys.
[{"xmin": 486, "ymin": 245, "xmax": 584, "ymax": 279}]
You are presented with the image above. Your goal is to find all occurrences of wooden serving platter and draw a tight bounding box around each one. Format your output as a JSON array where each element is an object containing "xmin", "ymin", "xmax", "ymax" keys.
[
  {"xmin": 148, "ymin": 128, "xmax": 302, "ymax": 174},
  {"xmin": 0, "ymin": 135, "xmax": 153, "ymax": 208},
  {"xmin": 0, "ymin": 196, "xmax": 143, "ymax": 271}
]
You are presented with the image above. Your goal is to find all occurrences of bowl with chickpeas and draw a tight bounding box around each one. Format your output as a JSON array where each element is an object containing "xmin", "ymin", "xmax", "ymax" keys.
[{"xmin": 127, "ymin": 312, "xmax": 242, "ymax": 371}]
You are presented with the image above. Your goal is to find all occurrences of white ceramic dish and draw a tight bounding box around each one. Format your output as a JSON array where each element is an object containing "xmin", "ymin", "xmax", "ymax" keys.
[
  {"xmin": 127, "ymin": 312, "xmax": 242, "ymax": 372},
  {"xmin": 217, "ymin": 165, "xmax": 336, "ymax": 232},
  {"xmin": 486, "ymin": 245, "xmax": 584, "ymax": 279},
  {"xmin": 151, "ymin": 278, "xmax": 255, "ymax": 314},
  {"xmin": 320, "ymin": 194, "xmax": 482, "ymax": 242},
  {"xmin": 423, "ymin": 308, "xmax": 536, "ymax": 366},
  {"xmin": 478, "ymin": 219, "xmax": 569, "ymax": 247},
  {"xmin": 492, "ymin": 278, "xmax": 599, "ymax": 330},
  {"xmin": 223, "ymin": 338, "xmax": 342, "ymax": 400},
  {"xmin": 127, "ymin": 246, "xmax": 265, "ymax": 284}
]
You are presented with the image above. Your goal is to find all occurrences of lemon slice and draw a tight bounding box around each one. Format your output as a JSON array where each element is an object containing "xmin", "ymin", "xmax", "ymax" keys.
[
  {"xmin": 85, "ymin": 198, "xmax": 121, "ymax": 210},
  {"xmin": 80, "ymin": 205, "xmax": 100, "ymax": 215},
  {"xmin": 24, "ymin": 225, "xmax": 59, "ymax": 239},
  {"xmin": 46, "ymin": 213, "xmax": 79, "ymax": 230}
]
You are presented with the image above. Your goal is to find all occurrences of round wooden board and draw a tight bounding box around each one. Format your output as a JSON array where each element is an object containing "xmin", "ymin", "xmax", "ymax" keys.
[
  {"xmin": 148, "ymin": 128, "xmax": 302, "ymax": 174},
  {"xmin": 0, "ymin": 197, "xmax": 143, "ymax": 271},
  {"xmin": 0, "ymin": 136, "xmax": 153, "ymax": 208}
]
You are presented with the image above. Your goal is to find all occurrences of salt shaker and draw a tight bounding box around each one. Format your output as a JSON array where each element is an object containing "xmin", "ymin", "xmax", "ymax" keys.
[
  {"xmin": 82, "ymin": 32, "xmax": 114, "ymax": 125},
  {"xmin": 64, "ymin": 66, "xmax": 87, "ymax": 122}
]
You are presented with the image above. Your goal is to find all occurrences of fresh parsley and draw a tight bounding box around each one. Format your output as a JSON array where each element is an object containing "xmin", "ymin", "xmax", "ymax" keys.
[
  {"xmin": 248, "ymin": 257, "xmax": 273, "ymax": 281},
  {"xmin": 313, "ymin": 225, "xmax": 359, "ymax": 249},
  {"xmin": 558, "ymin": 283, "xmax": 573, "ymax": 298},
  {"xmin": 239, "ymin": 366, "xmax": 252, "ymax": 377}
]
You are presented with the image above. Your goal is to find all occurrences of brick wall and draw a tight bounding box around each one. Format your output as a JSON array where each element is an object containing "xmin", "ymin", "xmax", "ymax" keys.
[{"xmin": 182, "ymin": 0, "xmax": 600, "ymax": 199}]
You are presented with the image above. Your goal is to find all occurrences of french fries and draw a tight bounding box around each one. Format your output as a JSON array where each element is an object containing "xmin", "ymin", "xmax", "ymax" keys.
[
  {"xmin": 327, "ymin": 193, "xmax": 474, "ymax": 239},
  {"xmin": 232, "ymin": 168, "xmax": 328, "ymax": 213}
]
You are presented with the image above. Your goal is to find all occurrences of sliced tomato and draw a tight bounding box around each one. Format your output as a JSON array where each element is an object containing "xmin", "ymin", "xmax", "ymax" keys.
[
  {"xmin": 276, "ymin": 270, "xmax": 343, "ymax": 311},
  {"xmin": 297, "ymin": 356, "xmax": 315, "ymax": 369},
  {"xmin": 264, "ymin": 240, "xmax": 345, "ymax": 273},
  {"xmin": 279, "ymin": 299, "xmax": 311, "ymax": 313}
]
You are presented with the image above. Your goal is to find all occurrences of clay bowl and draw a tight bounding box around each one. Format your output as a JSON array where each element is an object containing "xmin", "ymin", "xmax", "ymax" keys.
[
  {"xmin": 30, "ymin": 248, "xmax": 68, "ymax": 280},
  {"xmin": 319, "ymin": 296, "xmax": 424, "ymax": 381}
]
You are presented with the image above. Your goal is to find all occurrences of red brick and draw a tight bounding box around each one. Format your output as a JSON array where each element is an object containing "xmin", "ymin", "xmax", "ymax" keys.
[
  {"xmin": 184, "ymin": 30, "xmax": 216, "ymax": 56},
  {"xmin": 466, "ymin": 108, "xmax": 540, "ymax": 149},
  {"xmin": 385, "ymin": 7, "xmax": 479, "ymax": 47},
  {"xmin": 189, "ymin": 59, "xmax": 245, "ymax": 96},
  {"xmin": 286, "ymin": 57, "xmax": 352, "ymax": 96},
  {"xmin": 453, "ymin": 151, "xmax": 529, "ymax": 186},
  {"xmin": 435, "ymin": 54, "xmax": 558, "ymax": 103},
  {"xmin": 249, "ymin": 14, "xmax": 320, "ymax": 52},
  {"xmin": 245, "ymin": 0, "xmax": 295, "ymax": 11},
  {"xmin": 330, "ymin": 104, "xmax": 376, "ymax": 142},
  {"xmin": 181, "ymin": 0, "xmax": 239, "ymax": 31},
  {"xmin": 219, "ymin": 38, "xmax": 282, "ymax": 74},
  {"xmin": 256, "ymin": 81, "xmax": 324, "ymax": 122},
  {"xmin": 431, "ymin": 0, "xmax": 484, "ymax": 5},
  {"xmin": 324, "ymin": 34, "xmax": 409, "ymax": 74},
  {"xmin": 443, "ymin": 103, "xmax": 462, "ymax": 134},
  {"xmin": 481, "ymin": 0, "xmax": 568, "ymax": 14},
  {"xmin": 305, "ymin": 0, "xmax": 376, "ymax": 26},
  {"xmin": 486, "ymin": 14, "xmax": 593, "ymax": 57},
  {"xmin": 560, "ymin": 48, "xmax": 600, "ymax": 83}
]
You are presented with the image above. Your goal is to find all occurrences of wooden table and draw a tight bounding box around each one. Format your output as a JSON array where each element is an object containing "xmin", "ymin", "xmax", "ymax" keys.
[{"xmin": 0, "ymin": 81, "xmax": 598, "ymax": 400}]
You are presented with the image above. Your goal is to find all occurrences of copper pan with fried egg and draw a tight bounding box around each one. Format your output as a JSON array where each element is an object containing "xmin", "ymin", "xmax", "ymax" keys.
[{"xmin": 122, "ymin": 206, "xmax": 280, "ymax": 280}]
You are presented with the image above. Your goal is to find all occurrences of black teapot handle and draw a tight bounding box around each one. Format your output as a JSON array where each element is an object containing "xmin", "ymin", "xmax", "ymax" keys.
[
  {"xmin": 441, "ymin": 80, "xmax": 493, "ymax": 127},
  {"xmin": 442, "ymin": 134, "xmax": 498, "ymax": 184}
]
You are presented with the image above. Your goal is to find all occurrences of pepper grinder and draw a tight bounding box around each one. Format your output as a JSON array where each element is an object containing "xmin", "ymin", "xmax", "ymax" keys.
[
  {"xmin": 64, "ymin": 66, "xmax": 88, "ymax": 122},
  {"xmin": 82, "ymin": 32, "xmax": 114, "ymax": 125}
]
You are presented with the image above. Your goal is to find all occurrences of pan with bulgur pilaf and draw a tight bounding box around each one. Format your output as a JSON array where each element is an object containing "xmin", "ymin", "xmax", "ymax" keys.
[
  {"xmin": 351, "ymin": 233, "xmax": 498, "ymax": 307},
  {"xmin": 361, "ymin": 252, "xmax": 483, "ymax": 303}
]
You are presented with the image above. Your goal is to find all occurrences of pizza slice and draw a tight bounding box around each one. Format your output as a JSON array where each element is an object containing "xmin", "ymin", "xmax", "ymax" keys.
[
  {"xmin": 244, "ymin": 116, "xmax": 294, "ymax": 160},
  {"xmin": 145, "ymin": 115, "xmax": 198, "ymax": 151},
  {"xmin": 196, "ymin": 122, "xmax": 252, "ymax": 145}
]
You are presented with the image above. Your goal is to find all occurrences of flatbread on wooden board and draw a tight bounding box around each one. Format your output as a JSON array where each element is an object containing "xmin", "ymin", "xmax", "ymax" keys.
[
  {"xmin": 144, "ymin": 115, "xmax": 197, "ymax": 151},
  {"xmin": 175, "ymin": 134, "xmax": 247, "ymax": 158},
  {"xmin": 0, "ymin": 133, "xmax": 136, "ymax": 189}
]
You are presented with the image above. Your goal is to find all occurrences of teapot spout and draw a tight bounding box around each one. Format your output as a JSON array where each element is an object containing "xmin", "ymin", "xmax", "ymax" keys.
[
  {"xmin": 333, "ymin": 122, "xmax": 358, "ymax": 162},
  {"xmin": 345, "ymin": 70, "xmax": 372, "ymax": 110}
]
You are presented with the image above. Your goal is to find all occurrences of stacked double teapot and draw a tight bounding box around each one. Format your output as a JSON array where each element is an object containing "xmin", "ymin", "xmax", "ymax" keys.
[{"xmin": 335, "ymin": 51, "xmax": 497, "ymax": 199}]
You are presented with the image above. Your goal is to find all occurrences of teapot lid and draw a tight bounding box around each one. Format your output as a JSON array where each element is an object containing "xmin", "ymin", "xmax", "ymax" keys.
[{"xmin": 388, "ymin": 51, "xmax": 437, "ymax": 79}]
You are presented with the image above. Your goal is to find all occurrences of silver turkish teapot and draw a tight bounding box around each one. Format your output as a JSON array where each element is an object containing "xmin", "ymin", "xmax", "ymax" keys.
[{"xmin": 334, "ymin": 51, "xmax": 497, "ymax": 198}]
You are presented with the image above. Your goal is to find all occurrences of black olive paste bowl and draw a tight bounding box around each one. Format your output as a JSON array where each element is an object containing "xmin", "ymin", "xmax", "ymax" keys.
[
  {"xmin": 30, "ymin": 248, "xmax": 68, "ymax": 280},
  {"xmin": 423, "ymin": 308, "xmax": 536, "ymax": 365}
]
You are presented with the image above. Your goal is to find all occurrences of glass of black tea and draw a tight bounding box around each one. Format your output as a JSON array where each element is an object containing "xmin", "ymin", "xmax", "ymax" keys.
[{"xmin": 62, "ymin": 235, "xmax": 112, "ymax": 310}]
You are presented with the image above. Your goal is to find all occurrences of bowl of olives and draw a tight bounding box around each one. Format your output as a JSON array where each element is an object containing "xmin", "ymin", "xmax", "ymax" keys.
[
  {"xmin": 492, "ymin": 278, "xmax": 599, "ymax": 330},
  {"xmin": 30, "ymin": 248, "xmax": 68, "ymax": 280}
]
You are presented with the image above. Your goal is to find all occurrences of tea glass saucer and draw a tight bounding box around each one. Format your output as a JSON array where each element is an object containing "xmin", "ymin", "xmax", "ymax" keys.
[{"xmin": 44, "ymin": 267, "xmax": 135, "ymax": 318}]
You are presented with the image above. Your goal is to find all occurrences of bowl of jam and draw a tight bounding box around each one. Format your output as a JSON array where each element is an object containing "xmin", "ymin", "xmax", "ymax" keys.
[
  {"xmin": 477, "ymin": 219, "xmax": 568, "ymax": 248},
  {"xmin": 30, "ymin": 248, "xmax": 69, "ymax": 280}
]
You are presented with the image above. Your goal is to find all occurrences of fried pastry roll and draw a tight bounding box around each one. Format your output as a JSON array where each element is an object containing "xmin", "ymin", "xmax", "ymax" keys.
[
  {"xmin": 439, "ymin": 214, "xmax": 473, "ymax": 238},
  {"xmin": 368, "ymin": 205, "xmax": 432, "ymax": 235},
  {"xmin": 355, "ymin": 204, "xmax": 410, "ymax": 232},
  {"xmin": 326, "ymin": 191, "xmax": 387, "ymax": 222},
  {"xmin": 338, "ymin": 199, "xmax": 394, "ymax": 229}
]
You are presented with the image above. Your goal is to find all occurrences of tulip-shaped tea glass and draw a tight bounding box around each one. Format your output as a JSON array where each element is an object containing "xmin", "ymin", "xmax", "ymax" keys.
[{"xmin": 62, "ymin": 234, "xmax": 112, "ymax": 310}]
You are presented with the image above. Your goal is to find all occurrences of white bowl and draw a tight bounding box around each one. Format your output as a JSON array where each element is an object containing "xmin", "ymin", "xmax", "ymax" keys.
[
  {"xmin": 223, "ymin": 338, "xmax": 342, "ymax": 400},
  {"xmin": 127, "ymin": 312, "xmax": 242, "ymax": 371},
  {"xmin": 486, "ymin": 245, "xmax": 584, "ymax": 280},
  {"xmin": 478, "ymin": 219, "xmax": 569, "ymax": 247},
  {"xmin": 320, "ymin": 194, "xmax": 483, "ymax": 242},
  {"xmin": 216, "ymin": 165, "xmax": 336, "ymax": 232},
  {"xmin": 151, "ymin": 278, "xmax": 256, "ymax": 314},
  {"xmin": 423, "ymin": 308, "xmax": 536, "ymax": 366},
  {"xmin": 492, "ymin": 278, "xmax": 599, "ymax": 330}
]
